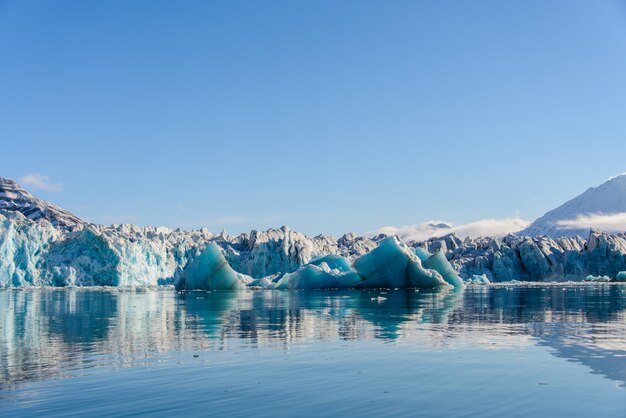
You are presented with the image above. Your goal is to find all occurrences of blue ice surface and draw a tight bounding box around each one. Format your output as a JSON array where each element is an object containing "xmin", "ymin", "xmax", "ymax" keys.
[
  {"xmin": 422, "ymin": 251, "xmax": 465, "ymax": 288},
  {"xmin": 273, "ymin": 253, "xmax": 361, "ymax": 289},
  {"xmin": 273, "ymin": 264, "xmax": 362, "ymax": 290},
  {"xmin": 178, "ymin": 242, "xmax": 250, "ymax": 290},
  {"xmin": 353, "ymin": 237, "xmax": 449, "ymax": 289},
  {"xmin": 414, "ymin": 247, "xmax": 432, "ymax": 262},
  {"xmin": 308, "ymin": 254, "xmax": 353, "ymax": 272}
]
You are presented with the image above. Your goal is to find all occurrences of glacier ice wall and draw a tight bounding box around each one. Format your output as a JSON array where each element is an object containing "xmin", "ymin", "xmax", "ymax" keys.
[
  {"xmin": 0, "ymin": 212, "xmax": 60, "ymax": 287},
  {"xmin": 3, "ymin": 205, "xmax": 626, "ymax": 289},
  {"xmin": 0, "ymin": 211, "xmax": 214, "ymax": 288},
  {"xmin": 417, "ymin": 230, "xmax": 626, "ymax": 282},
  {"xmin": 0, "ymin": 212, "xmax": 460, "ymax": 290},
  {"xmin": 224, "ymin": 227, "xmax": 376, "ymax": 278}
]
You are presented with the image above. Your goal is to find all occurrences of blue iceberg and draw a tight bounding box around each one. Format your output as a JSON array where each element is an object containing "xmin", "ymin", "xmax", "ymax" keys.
[
  {"xmin": 177, "ymin": 242, "xmax": 252, "ymax": 290},
  {"xmin": 274, "ymin": 255, "xmax": 361, "ymax": 289},
  {"xmin": 354, "ymin": 237, "xmax": 450, "ymax": 289},
  {"xmin": 423, "ymin": 251, "xmax": 465, "ymax": 288}
]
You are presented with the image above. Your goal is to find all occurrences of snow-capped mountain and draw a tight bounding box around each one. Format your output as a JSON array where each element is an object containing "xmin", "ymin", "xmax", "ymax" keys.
[
  {"xmin": 519, "ymin": 174, "xmax": 626, "ymax": 238},
  {"xmin": 0, "ymin": 177, "xmax": 83, "ymax": 229}
]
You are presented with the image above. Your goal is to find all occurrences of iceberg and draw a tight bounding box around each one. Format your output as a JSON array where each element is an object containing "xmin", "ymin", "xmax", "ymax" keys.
[
  {"xmin": 272, "ymin": 242, "xmax": 458, "ymax": 290},
  {"xmin": 414, "ymin": 246, "xmax": 466, "ymax": 288},
  {"xmin": 274, "ymin": 255, "xmax": 361, "ymax": 289},
  {"xmin": 273, "ymin": 264, "xmax": 360, "ymax": 290},
  {"xmin": 353, "ymin": 237, "xmax": 450, "ymax": 289},
  {"xmin": 422, "ymin": 251, "xmax": 465, "ymax": 288},
  {"xmin": 584, "ymin": 275, "xmax": 611, "ymax": 282},
  {"xmin": 464, "ymin": 274, "xmax": 490, "ymax": 285},
  {"xmin": 308, "ymin": 254, "xmax": 353, "ymax": 271},
  {"xmin": 177, "ymin": 242, "xmax": 252, "ymax": 290}
]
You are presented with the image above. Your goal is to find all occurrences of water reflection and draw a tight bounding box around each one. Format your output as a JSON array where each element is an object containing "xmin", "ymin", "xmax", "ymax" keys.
[{"xmin": 1, "ymin": 285, "xmax": 626, "ymax": 389}]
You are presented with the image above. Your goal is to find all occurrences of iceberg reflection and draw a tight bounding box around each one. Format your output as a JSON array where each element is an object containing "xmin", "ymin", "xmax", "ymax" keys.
[{"xmin": 1, "ymin": 285, "xmax": 626, "ymax": 389}]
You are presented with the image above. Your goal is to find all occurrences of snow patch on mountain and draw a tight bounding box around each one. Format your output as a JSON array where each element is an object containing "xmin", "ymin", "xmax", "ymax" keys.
[{"xmin": 519, "ymin": 174, "xmax": 626, "ymax": 238}]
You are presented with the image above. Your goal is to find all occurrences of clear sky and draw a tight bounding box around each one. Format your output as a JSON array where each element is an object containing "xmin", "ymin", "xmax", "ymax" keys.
[{"xmin": 1, "ymin": 0, "xmax": 626, "ymax": 236}]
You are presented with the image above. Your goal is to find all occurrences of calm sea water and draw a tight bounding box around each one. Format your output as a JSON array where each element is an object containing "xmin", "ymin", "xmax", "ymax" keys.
[{"xmin": 1, "ymin": 285, "xmax": 626, "ymax": 417}]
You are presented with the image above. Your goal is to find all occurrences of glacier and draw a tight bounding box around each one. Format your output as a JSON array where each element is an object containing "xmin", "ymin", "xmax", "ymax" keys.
[
  {"xmin": 416, "ymin": 229, "xmax": 626, "ymax": 283},
  {"xmin": 2, "ymin": 176, "xmax": 626, "ymax": 289},
  {"xmin": 0, "ymin": 210, "xmax": 459, "ymax": 290}
]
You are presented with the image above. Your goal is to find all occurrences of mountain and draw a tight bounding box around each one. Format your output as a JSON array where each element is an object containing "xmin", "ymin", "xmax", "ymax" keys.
[
  {"xmin": 0, "ymin": 177, "xmax": 83, "ymax": 229},
  {"xmin": 519, "ymin": 174, "xmax": 626, "ymax": 238}
]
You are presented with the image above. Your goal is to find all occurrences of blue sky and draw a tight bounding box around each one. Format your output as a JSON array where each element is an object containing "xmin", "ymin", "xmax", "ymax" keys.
[{"xmin": 1, "ymin": 0, "xmax": 626, "ymax": 236}]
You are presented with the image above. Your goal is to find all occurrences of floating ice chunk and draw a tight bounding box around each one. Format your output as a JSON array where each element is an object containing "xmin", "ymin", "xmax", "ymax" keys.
[
  {"xmin": 272, "ymin": 254, "xmax": 362, "ymax": 290},
  {"xmin": 354, "ymin": 237, "xmax": 450, "ymax": 289},
  {"xmin": 616, "ymin": 271, "xmax": 626, "ymax": 282},
  {"xmin": 423, "ymin": 251, "xmax": 465, "ymax": 288},
  {"xmin": 177, "ymin": 243, "xmax": 251, "ymax": 290},
  {"xmin": 474, "ymin": 274, "xmax": 490, "ymax": 284},
  {"xmin": 464, "ymin": 274, "xmax": 490, "ymax": 285},
  {"xmin": 273, "ymin": 263, "xmax": 361, "ymax": 290},
  {"xmin": 584, "ymin": 274, "xmax": 611, "ymax": 282}
]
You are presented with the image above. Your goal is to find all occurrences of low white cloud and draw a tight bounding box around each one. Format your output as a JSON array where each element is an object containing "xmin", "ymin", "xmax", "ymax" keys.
[
  {"xmin": 556, "ymin": 212, "xmax": 626, "ymax": 233},
  {"xmin": 373, "ymin": 217, "xmax": 530, "ymax": 242},
  {"xmin": 20, "ymin": 173, "xmax": 63, "ymax": 192}
]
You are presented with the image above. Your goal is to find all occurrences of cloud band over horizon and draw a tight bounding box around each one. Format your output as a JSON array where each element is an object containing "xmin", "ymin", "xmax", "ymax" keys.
[
  {"xmin": 19, "ymin": 173, "xmax": 63, "ymax": 192},
  {"xmin": 556, "ymin": 212, "xmax": 626, "ymax": 233},
  {"xmin": 373, "ymin": 217, "xmax": 530, "ymax": 241}
]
